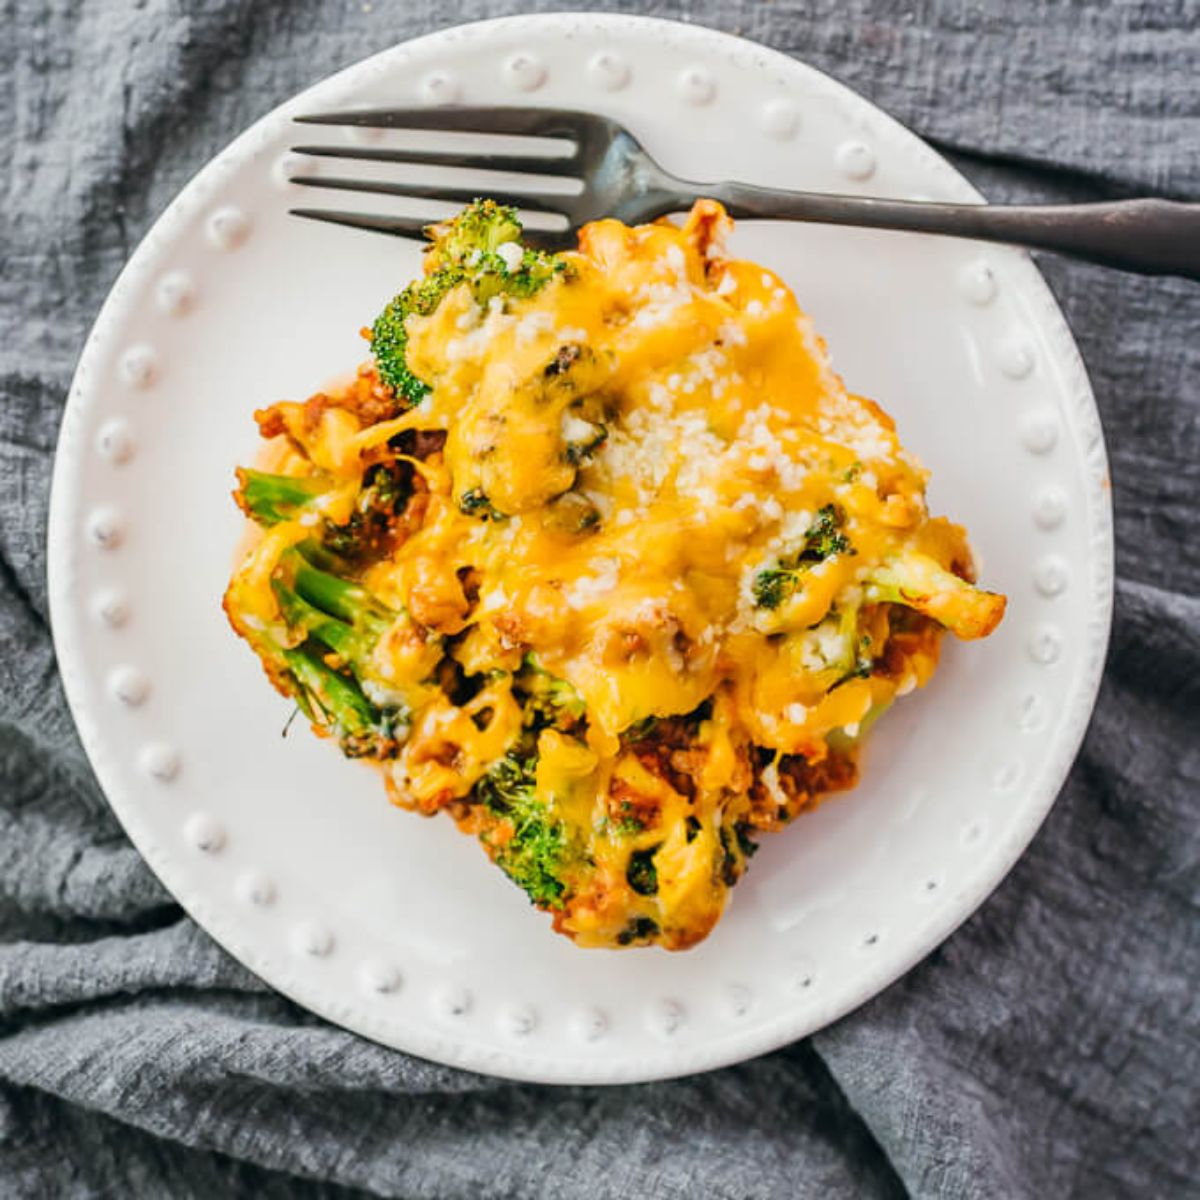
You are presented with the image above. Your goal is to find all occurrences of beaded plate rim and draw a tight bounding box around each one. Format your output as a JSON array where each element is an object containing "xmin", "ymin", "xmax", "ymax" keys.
[{"xmin": 47, "ymin": 12, "xmax": 1113, "ymax": 1084}]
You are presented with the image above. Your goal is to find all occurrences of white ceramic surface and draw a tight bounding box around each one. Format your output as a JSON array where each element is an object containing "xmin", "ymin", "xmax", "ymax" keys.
[{"xmin": 47, "ymin": 14, "xmax": 1113, "ymax": 1084}]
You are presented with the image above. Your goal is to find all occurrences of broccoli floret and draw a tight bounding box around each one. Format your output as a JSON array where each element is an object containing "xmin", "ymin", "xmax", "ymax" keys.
[
  {"xmin": 866, "ymin": 551, "xmax": 1006, "ymax": 640},
  {"xmin": 751, "ymin": 567, "xmax": 795, "ymax": 611},
  {"xmin": 438, "ymin": 199, "xmax": 564, "ymax": 307},
  {"xmin": 804, "ymin": 504, "xmax": 853, "ymax": 560},
  {"xmin": 626, "ymin": 847, "xmax": 659, "ymax": 896},
  {"xmin": 457, "ymin": 487, "xmax": 509, "ymax": 522},
  {"xmin": 516, "ymin": 657, "xmax": 586, "ymax": 730},
  {"xmin": 371, "ymin": 269, "xmax": 465, "ymax": 405},
  {"xmin": 616, "ymin": 916, "xmax": 660, "ymax": 946},
  {"xmin": 718, "ymin": 822, "xmax": 758, "ymax": 887},
  {"xmin": 425, "ymin": 198, "xmax": 523, "ymax": 269},
  {"xmin": 370, "ymin": 200, "xmax": 566, "ymax": 407},
  {"xmin": 235, "ymin": 469, "xmax": 330, "ymax": 527},
  {"xmin": 322, "ymin": 461, "xmax": 412, "ymax": 562},
  {"xmin": 475, "ymin": 751, "xmax": 570, "ymax": 909},
  {"xmin": 473, "ymin": 246, "xmax": 564, "ymax": 306},
  {"xmin": 753, "ymin": 504, "xmax": 854, "ymax": 609}
]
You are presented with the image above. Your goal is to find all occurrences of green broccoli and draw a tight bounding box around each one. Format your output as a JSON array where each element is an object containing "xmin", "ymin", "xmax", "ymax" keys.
[
  {"xmin": 457, "ymin": 487, "xmax": 509, "ymax": 522},
  {"xmin": 614, "ymin": 815, "xmax": 646, "ymax": 836},
  {"xmin": 804, "ymin": 504, "xmax": 853, "ymax": 560},
  {"xmin": 425, "ymin": 198, "xmax": 524, "ymax": 272},
  {"xmin": 626, "ymin": 847, "xmax": 659, "ymax": 896},
  {"xmin": 370, "ymin": 269, "xmax": 466, "ymax": 405},
  {"xmin": 516, "ymin": 657, "xmax": 587, "ymax": 730},
  {"xmin": 279, "ymin": 644, "xmax": 406, "ymax": 760},
  {"xmin": 475, "ymin": 750, "xmax": 571, "ymax": 909},
  {"xmin": 322, "ymin": 461, "xmax": 412, "ymax": 562},
  {"xmin": 236, "ymin": 462, "xmax": 413, "ymax": 562},
  {"xmin": 751, "ymin": 566, "xmax": 796, "ymax": 612},
  {"xmin": 235, "ymin": 469, "xmax": 330, "ymax": 527},
  {"xmin": 267, "ymin": 541, "xmax": 414, "ymax": 757},
  {"xmin": 273, "ymin": 542, "xmax": 389, "ymax": 656},
  {"xmin": 752, "ymin": 504, "xmax": 853, "ymax": 609},
  {"xmin": 865, "ymin": 551, "xmax": 1006, "ymax": 640},
  {"xmin": 370, "ymin": 200, "xmax": 566, "ymax": 405},
  {"xmin": 616, "ymin": 916, "xmax": 660, "ymax": 946},
  {"xmin": 827, "ymin": 600, "xmax": 872, "ymax": 683},
  {"xmin": 718, "ymin": 822, "xmax": 759, "ymax": 887}
]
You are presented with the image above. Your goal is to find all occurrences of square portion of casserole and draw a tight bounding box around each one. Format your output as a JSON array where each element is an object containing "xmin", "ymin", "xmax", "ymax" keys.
[{"xmin": 225, "ymin": 200, "xmax": 1005, "ymax": 950}]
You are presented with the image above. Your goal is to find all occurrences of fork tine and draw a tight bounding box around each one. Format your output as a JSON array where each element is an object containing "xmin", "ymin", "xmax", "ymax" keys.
[
  {"xmin": 295, "ymin": 106, "xmax": 590, "ymax": 138},
  {"xmin": 289, "ymin": 208, "xmax": 573, "ymax": 251},
  {"xmin": 288, "ymin": 175, "xmax": 572, "ymax": 216},
  {"xmin": 289, "ymin": 209, "xmax": 435, "ymax": 240},
  {"xmin": 291, "ymin": 144, "xmax": 580, "ymax": 177}
]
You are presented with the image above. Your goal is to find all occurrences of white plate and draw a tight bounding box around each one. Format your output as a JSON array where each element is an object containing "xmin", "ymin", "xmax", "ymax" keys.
[{"xmin": 48, "ymin": 13, "xmax": 1113, "ymax": 1084}]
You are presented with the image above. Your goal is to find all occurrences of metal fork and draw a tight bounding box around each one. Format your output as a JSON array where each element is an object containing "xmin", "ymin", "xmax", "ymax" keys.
[{"xmin": 290, "ymin": 106, "xmax": 1200, "ymax": 281}]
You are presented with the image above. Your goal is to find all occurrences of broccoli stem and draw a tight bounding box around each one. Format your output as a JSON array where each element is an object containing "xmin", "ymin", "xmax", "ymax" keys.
[
  {"xmin": 370, "ymin": 200, "xmax": 565, "ymax": 404},
  {"xmin": 322, "ymin": 461, "xmax": 412, "ymax": 563},
  {"xmin": 475, "ymin": 749, "xmax": 571, "ymax": 909},
  {"xmin": 266, "ymin": 544, "xmax": 410, "ymax": 756},
  {"xmin": 273, "ymin": 543, "xmax": 396, "ymax": 674},
  {"xmin": 281, "ymin": 646, "xmax": 398, "ymax": 756},
  {"xmin": 290, "ymin": 554, "xmax": 381, "ymax": 626},
  {"xmin": 516, "ymin": 656, "xmax": 586, "ymax": 729},
  {"xmin": 264, "ymin": 542, "xmax": 416, "ymax": 760},
  {"xmin": 236, "ymin": 469, "xmax": 328, "ymax": 526},
  {"xmin": 272, "ymin": 579, "xmax": 363, "ymax": 663},
  {"xmin": 231, "ymin": 502, "xmax": 412, "ymax": 758},
  {"xmin": 867, "ymin": 552, "xmax": 1006, "ymax": 640},
  {"xmin": 752, "ymin": 504, "xmax": 853, "ymax": 609}
]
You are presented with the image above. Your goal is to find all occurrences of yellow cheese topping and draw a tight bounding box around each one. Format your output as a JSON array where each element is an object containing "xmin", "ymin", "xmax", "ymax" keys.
[{"xmin": 225, "ymin": 201, "xmax": 1005, "ymax": 951}]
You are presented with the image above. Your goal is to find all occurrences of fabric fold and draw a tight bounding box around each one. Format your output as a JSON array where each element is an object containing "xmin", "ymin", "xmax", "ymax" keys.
[{"xmin": 2, "ymin": 2, "xmax": 1196, "ymax": 1196}]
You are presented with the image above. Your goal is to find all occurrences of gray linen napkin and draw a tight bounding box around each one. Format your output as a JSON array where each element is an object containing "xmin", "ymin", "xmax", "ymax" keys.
[{"xmin": 1, "ymin": 1, "xmax": 1197, "ymax": 1196}]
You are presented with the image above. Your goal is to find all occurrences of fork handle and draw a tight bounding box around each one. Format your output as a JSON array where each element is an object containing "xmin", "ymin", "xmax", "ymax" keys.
[{"xmin": 706, "ymin": 185, "xmax": 1200, "ymax": 281}]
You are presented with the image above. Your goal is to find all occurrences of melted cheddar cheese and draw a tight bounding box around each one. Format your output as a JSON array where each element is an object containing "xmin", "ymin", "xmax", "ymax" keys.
[{"xmin": 225, "ymin": 201, "xmax": 1005, "ymax": 950}]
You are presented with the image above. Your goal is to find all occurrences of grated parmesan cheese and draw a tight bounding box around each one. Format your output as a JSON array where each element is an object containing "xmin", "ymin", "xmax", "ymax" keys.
[{"xmin": 496, "ymin": 240, "xmax": 523, "ymax": 272}]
